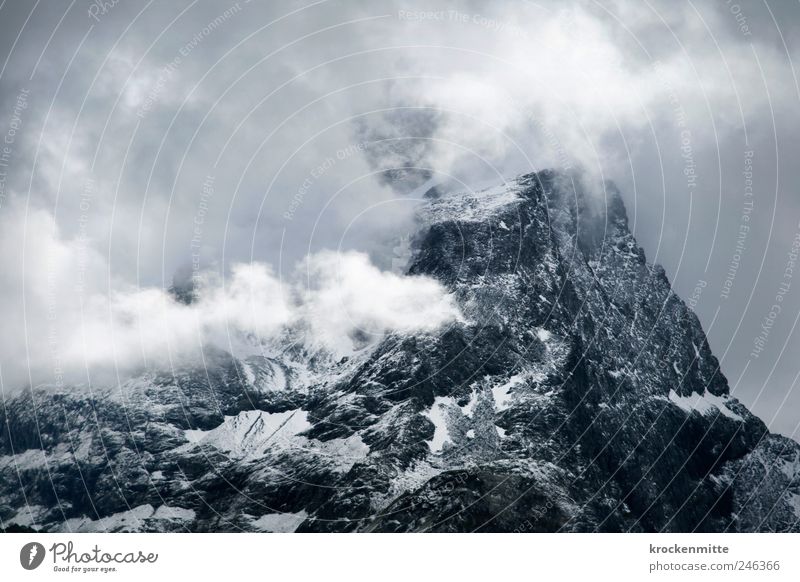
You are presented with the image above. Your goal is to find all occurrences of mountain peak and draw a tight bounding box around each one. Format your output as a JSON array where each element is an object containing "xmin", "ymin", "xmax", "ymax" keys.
[{"xmin": 2, "ymin": 172, "xmax": 799, "ymax": 533}]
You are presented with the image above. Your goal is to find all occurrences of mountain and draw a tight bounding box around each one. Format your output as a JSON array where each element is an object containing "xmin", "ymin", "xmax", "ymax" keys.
[{"xmin": 2, "ymin": 170, "xmax": 799, "ymax": 533}]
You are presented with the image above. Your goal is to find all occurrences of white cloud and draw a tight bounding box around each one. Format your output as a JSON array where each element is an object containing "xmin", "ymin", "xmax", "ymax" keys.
[
  {"xmin": 3, "ymin": 0, "xmax": 800, "ymax": 433},
  {"xmin": 300, "ymin": 250, "xmax": 462, "ymax": 350},
  {"xmin": 0, "ymin": 201, "xmax": 459, "ymax": 391}
]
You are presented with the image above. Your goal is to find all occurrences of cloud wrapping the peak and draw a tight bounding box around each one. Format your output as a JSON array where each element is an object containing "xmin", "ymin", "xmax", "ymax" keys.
[
  {"xmin": 2, "ymin": 0, "xmax": 800, "ymax": 433},
  {"xmin": 301, "ymin": 250, "xmax": 462, "ymax": 349},
  {"xmin": 0, "ymin": 202, "xmax": 460, "ymax": 391}
]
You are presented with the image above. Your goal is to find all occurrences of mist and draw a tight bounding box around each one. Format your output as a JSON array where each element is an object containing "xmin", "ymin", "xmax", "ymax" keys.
[
  {"xmin": 1, "ymin": 0, "xmax": 800, "ymax": 436},
  {"xmin": 0, "ymin": 197, "xmax": 460, "ymax": 390}
]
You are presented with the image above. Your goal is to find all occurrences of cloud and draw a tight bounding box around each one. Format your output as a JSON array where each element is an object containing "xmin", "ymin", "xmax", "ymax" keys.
[
  {"xmin": 6, "ymin": 0, "xmax": 796, "ymax": 282},
  {"xmin": 0, "ymin": 201, "xmax": 460, "ymax": 391},
  {"xmin": 356, "ymin": 1, "xmax": 797, "ymax": 188},
  {"xmin": 300, "ymin": 250, "xmax": 462, "ymax": 350}
]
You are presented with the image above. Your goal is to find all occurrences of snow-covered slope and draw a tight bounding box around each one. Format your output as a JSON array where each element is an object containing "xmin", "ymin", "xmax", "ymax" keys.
[{"xmin": 2, "ymin": 171, "xmax": 799, "ymax": 532}]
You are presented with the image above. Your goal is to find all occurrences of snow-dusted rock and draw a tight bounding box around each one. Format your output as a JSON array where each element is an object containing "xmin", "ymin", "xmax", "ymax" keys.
[{"xmin": 2, "ymin": 170, "xmax": 798, "ymax": 532}]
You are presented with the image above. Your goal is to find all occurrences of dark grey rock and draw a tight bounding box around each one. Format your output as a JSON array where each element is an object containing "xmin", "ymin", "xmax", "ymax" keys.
[{"xmin": 2, "ymin": 171, "xmax": 798, "ymax": 533}]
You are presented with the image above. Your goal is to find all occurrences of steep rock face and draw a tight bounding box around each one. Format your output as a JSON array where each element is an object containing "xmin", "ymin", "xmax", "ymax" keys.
[{"xmin": 2, "ymin": 171, "xmax": 799, "ymax": 533}]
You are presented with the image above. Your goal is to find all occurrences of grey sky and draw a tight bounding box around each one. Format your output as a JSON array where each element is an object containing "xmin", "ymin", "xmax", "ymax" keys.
[{"xmin": 1, "ymin": 0, "xmax": 800, "ymax": 438}]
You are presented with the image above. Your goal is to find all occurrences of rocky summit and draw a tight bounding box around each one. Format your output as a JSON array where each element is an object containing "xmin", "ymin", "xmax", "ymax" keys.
[{"xmin": 2, "ymin": 171, "xmax": 799, "ymax": 533}]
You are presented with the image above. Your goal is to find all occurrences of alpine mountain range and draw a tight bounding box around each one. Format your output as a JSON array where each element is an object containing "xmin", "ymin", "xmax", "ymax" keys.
[{"xmin": 2, "ymin": 170, "xmax": 799, "ymax": 533}]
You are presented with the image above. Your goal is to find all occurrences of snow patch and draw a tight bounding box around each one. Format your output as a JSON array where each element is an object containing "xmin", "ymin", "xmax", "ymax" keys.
[
  {"xmin": 152, "ymin": 505, "xmax": 196, "ymax": 521},
  {"xmin": 1, "ymin": 505, "xmax": 47, "ymax": 530},
  {"xmin": 422, "ymin": 397, "xmax": 455, "ymax": 453},
  {"xmin": 424, "ymin": 181, "xmax": 523, "ymax": 224},
  {"xmin": 315, "ymin": 434, "xmax": 371, "ymax": 471},
  {"xmin": 492, "ymin": 374, "xmax": 525, "ymax": 411},
  {"xmin": 54, "ymin": 504, "xmax": 193, "ymax": 533},
  {"xmin": 668, "ymin": 390, "xmax": 743, "ymax": 422},
  {"xmin": 181, "ymin": 407, "xmax": 370, "ymax": 470},
  {"xmin": 241, "ymin": 357, "xmax": 288, "ymax": 392},
  {"xmin": 60, "ymin": 504, "xmax": 156, "ymax": 533},
  {"xmin": 250, "ymin": 510, "xmax": 308, "ymax": 532},
  {"xmin": 184, "ymin": 409, "xmax": 312, "ymax": 456},
  {"xmin": 0, "ymin": 434, "xmax": 94, "ymax": 471}
]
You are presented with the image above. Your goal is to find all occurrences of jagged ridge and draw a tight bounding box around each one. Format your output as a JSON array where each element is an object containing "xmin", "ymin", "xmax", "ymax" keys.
[{"xmin": 2, "ymin": 171, "xmax": 799, "ymax": 533}]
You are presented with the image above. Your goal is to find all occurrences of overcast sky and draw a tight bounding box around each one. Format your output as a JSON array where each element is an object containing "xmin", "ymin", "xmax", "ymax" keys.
[{"xmin": 2, "ymin": 0, "xmax": 800, "ymax": 438}]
